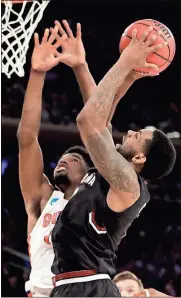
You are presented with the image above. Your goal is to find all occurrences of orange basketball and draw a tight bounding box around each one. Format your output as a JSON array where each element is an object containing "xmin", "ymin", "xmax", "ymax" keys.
[{"xmin": 119, "ymin": 19, "xmax": 176, "ymax": 75}]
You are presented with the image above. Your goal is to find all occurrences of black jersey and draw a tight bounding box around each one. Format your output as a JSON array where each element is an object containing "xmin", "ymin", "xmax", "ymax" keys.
[{"xmin": 51, "ymin": 168, "xmax": 150, "ymax": 277}]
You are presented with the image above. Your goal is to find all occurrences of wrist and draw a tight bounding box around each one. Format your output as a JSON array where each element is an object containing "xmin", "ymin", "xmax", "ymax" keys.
[
  {"xmin": 118, "ymin": 51, "xmax": 137, "ymax": 70},
  {"xmin": 31, "ymin": 68, "xmax": 46, "ymax": 76},
  {"xmin": 117, "ymin": 55, "xmax": 134, "ymax": 73},
  {"xmin": 72, "ymin": 61, "xmax": 87, "ymax": 71},
  {"xmin": 126, "ymin": 71, "xmax": 138, "ymax": 82}
]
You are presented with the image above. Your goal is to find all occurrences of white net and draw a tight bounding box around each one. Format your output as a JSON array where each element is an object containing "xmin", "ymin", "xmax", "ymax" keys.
[{"xmin": 2, "ymin": 0, "xmax": 50, "ymax": 78}]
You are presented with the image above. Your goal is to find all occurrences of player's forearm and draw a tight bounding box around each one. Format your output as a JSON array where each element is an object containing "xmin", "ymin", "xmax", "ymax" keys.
[
  {"xmin": 106, "ymin": 74, "xmax": 135, "ymax": 126},
  {"xmin": 17, "ymin": 69, "xmax": 46, "ymax": 143},
  {"xmin": 73, "ymin": 61, "xmax": 135, "ymax": 133},
  {"xmin": 73, "ymin": 63, "xmax": 97, "ymax": 104},
  {"xmin": 77, "ymin": 57, "xmax": 132, "ymax": 127},
  {"xmin": 73, "ymin": 62, "xmax": 113, "ymax": 134}
]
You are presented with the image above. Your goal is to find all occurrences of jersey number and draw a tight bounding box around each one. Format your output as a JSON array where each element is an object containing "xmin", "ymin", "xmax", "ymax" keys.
[{"xmin": 44, "ymin": 230, "xmax": 52, "ymax": 245}]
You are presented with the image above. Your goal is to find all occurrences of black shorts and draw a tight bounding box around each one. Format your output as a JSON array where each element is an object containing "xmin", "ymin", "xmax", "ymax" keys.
[{"xmin": 50, "ymin": 279, "xmax": 121, "ymax": 297}]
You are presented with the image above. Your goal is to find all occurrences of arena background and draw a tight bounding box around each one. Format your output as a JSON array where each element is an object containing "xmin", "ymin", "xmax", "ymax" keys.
[{"xmin": 1, "ymin": 0, "xmax": 181, "ymax": 296}]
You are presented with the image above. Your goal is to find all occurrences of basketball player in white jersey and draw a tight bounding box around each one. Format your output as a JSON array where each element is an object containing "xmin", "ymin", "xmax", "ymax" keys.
[{"xmin": 17, "ymin": 27, "xmax": 94, "ymax": 297}]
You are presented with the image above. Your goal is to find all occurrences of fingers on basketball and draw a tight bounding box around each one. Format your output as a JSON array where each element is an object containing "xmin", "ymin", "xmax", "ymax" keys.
[
  {"xmin": 140, "ymin": 26, "xmax": 153, "ymax": 42},
  {"xmin": 149, "ymin": 41, "xmax": 168, "ymax": 53},
  {"xmin": 131, "ymin": 28, "xmax": 137, "ymax": 42},
  {"xmin": 145, "ymin": 34, "xmax": 157, "ymax": 47},
  {"xmin": 145, "ymin": 61, "xmax": 158, "ymax": 70}
]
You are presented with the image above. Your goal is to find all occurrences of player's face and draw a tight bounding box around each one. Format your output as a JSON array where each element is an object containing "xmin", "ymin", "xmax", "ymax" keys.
[
  {"xmin": 53, "ymin": 153, "xmax": 88, "ymax": 188},
  {"xmin": 118, "ymin": 129, "xmax": 153, "ymax": 161},
  {"xmin": 116, "ymin": 279, "xmax": 141, "ymax": 297}
]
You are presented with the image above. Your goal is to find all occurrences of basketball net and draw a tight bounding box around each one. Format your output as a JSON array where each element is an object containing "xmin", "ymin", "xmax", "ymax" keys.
[{"xmin": 2, "ymin": 0, "xmax": 50, "ymax": 78}]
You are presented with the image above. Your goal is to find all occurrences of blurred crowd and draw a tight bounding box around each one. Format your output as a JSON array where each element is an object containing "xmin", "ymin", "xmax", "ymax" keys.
[
  {"xmin": 2, "ymin": 77, "xmax": 79, "ymax": 126},
  {"xmin": 117, "ymin": 225, "xmax": 181, "ymax": 297},
  {"xmin": 2, "ymin": 74, "xmax": 181, "ymax": 134}
]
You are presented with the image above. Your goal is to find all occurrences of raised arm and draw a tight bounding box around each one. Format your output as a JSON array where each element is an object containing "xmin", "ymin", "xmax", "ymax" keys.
[
  {"xmin": 76, "ymin": 28, "xmax": 166, "ymax": 212},
  {"xmin": 17, "ymin": 27, "xmax": 66, "ymax": 233},
  {"xmin": 54, "ymin": 20, "xmax": 139, "ymax": 134}
]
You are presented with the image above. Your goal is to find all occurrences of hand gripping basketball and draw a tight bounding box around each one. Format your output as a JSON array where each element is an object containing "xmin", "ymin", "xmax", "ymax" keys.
[
  {"xmin": 119, "ymin": 19, "xmax": 176, "ymax": 75},
  {"xmin": 120, "ymin": 26, "xmax": 167, "ymax": 71}
]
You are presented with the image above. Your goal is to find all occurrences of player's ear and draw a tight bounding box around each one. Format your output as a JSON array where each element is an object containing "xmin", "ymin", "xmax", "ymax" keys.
[{"xmin": 132, "ymin": 153, "xmax": 146, "ymax": 165}]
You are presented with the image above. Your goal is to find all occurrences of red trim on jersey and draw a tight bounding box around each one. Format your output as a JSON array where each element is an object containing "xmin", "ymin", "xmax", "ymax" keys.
[
  {"xmin": 91, "ymin": 210, "xmax": 106, "ymax": 231},
  {"xmin": 53, "ymin": 269, "xmax": 97, "ymax": 283},
  {"xmin": 44, "ymin": 230, "xmax": 52, "ymax": 245}
]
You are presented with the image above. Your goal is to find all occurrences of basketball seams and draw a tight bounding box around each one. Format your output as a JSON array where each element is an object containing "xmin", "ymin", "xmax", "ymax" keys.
[{"xmin": 133, "ymin": 22, "xmax": 172, "ymax": 61}]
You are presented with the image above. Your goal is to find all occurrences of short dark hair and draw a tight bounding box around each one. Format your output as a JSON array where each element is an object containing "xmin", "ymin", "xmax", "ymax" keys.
[
  {"xmin": 141, "ymin": 129, "xmax": 176, "ymax": 179},
  {"xmin": 113, "ymin": 271, "xmax": 143, "ymax": 290},
  {"xmin": 62, "ymin": 145, "xmax": 94, "ymax": 168}
]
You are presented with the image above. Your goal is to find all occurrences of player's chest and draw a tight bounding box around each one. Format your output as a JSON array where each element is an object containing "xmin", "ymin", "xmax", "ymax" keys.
[
  {"xmin": 38, "ymin": 198, "xmax": 67, "ymax": 231},
  {"xmin": 59, "ymin": 178, "xmax": 103, "ymax": 228}
]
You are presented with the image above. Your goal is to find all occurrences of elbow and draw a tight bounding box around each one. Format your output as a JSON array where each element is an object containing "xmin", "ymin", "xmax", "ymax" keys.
[
  {"xmin": 16, "ymin": 126, "xmax": 23, "ymax": 140},
  {"xmin": 76, "ymin": 109, "xmax": 105, "ymax": 132},
  {"xmin": 17, "ymin": 127, "xmax": 36, "ymax": 147},
  {"xmin": 76, "ymin": 111, "xmax": 88, "ymax": 128}
]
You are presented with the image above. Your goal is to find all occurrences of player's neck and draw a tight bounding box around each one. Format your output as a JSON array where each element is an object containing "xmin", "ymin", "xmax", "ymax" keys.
[{"xmin": 61, "ymin": 184, "xmax": 78, "ymax": 201}]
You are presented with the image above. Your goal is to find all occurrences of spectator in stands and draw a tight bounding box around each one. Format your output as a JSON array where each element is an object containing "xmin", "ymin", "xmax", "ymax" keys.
[
  {"xmin": 113, "ymin": 270, "xmax": 173, "ymax": 297},
  {"xmin": 113, "ymin": 271, "xmax": 144, "ymax": 296}
]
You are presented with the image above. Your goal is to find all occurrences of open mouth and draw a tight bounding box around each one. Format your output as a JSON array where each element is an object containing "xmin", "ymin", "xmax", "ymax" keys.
[{"xmin": 56, "ymin": 165, "xmax": 68, "ymax": 172}]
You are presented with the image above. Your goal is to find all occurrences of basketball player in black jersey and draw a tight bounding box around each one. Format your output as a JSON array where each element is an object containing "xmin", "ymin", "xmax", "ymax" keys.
[{"xmin": 49, "ymin": 22, "xmax": 176, "ymax": 297}]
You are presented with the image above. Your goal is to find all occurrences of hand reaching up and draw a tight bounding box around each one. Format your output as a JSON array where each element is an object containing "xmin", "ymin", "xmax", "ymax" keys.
[
  {"xmin": 32, "ymin": 26, "xmax": 67, "ymax": 72},
  {"xmin": 52, "ymin": 20, "xmax": 86, "ymax": 68}
]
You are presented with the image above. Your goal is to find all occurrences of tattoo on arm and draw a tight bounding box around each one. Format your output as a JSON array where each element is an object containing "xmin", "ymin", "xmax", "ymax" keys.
[
  {"xmin": 83, "ymin": 128, "xmax": 140, "ymax": 200},
  {"xmin": 85, "ymin": 61, "xmax": 131, "ymax": 125}
]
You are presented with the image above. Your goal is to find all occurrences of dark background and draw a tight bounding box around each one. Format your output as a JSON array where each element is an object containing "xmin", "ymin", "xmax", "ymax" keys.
[{"xmin": 2, "ymin": 0, "xmax": 181, "ymax": 296}]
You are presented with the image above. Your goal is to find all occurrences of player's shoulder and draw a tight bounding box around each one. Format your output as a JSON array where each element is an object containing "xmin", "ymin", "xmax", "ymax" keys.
[
  {"xmin": 44, "ymin": 190, "xmax": 65, "ymax": 208},
  {"xmin": 80, "ymin": 167, "xmax": 99, "ymax": 184}
]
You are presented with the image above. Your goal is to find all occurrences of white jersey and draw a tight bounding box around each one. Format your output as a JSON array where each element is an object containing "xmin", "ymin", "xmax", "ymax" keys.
[{"xmin": 25, "ymin": 190, "xmax": 68, "ymax": 292}]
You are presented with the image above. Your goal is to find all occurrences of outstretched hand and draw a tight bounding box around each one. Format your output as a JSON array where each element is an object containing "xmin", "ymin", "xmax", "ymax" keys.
[
  {"xmin": 32, "ymin": 26, "xmax": 67, "ymax": 72},
  {"xmin": 51, "ymin": 20, "xmax": 86, "ymax": 68}
]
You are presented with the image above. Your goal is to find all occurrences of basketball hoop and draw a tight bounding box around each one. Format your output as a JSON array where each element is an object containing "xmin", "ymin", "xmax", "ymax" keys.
[{"xmin": 2, "ymin": 0, "xmax": 50, "ymax": 78}]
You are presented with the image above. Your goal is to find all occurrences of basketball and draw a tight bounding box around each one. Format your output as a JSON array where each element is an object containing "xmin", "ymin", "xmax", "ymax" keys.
[{"xmin": 119, "ymin": 19, "xmax": 176, "ymax": 75}]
